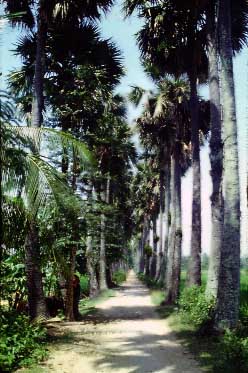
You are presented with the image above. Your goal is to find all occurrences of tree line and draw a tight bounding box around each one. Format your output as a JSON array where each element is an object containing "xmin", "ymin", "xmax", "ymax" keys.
[
  {"xmin": 125, "ymin": 0, "xmax": 247, "ymax": 330},
  {"xmin": 1, "ymin": 0, "xmax": 135, "ymax": 322}
]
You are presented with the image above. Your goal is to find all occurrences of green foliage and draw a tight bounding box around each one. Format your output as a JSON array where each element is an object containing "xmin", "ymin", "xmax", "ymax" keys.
[
  {"xmin": 178, "ymin": 286, "xmax": 215, "ymax": 328},
  {"xmin": 144, "ymin": 244, "xmax": 153, "ymax": 257},
  {"xmin": 0, "ymin": 253, "xmax": 27, "ymax": 309},
  {"xmin": 78, "ymin": 274, "xmax": 90, "ymax": 296},
  {"xmin": 0, "ymin": 311, "xmax": 47, "ymax": 372},
  {"xmin": 215, "ymin": 330, "xmax": 248, "ymax": 372},
  {"xmin": 112, "ymin": 269, "xmax": 127, "ymax": 285},
  {"xmin": 137, "ymin": 272, "xmax": 161, "ymax": 289}
]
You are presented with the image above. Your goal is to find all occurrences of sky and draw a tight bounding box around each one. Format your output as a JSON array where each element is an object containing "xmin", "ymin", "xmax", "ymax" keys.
[{"xmin": 1, "ymin": 0, "xmax": 247, "ymax": 256}]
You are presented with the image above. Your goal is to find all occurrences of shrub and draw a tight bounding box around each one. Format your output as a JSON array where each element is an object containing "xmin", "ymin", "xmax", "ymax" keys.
[
  {"xmin": 0, "ymin": 310, "xmax": 47, "ymax": 372},
  {"xmin": 78, "ymin": 274, "xmax": 90, "ymax": 296},
  {"xmin": 215, "ymin": 330, "xmax": 248, "ymax": 372},
  {"xmin": 178, "ymin": 285, "xmax": 215, "ymax": 329},
  {"xmin": 144, "ymin": 244, "xmax": 153, "ymax": 257},
  {"xmin": 137, "ymin": 272, "xmax": 161, "ymax": 289},
  {"xmin": 112, "ymin": 270, "xmax": 126, "ymax": 285}
]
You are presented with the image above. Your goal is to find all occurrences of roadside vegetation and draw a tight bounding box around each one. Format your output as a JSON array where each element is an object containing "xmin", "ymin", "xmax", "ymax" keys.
[{"xmin": 143, "ymin": 268, "xmax": 248, "ymax": 372}]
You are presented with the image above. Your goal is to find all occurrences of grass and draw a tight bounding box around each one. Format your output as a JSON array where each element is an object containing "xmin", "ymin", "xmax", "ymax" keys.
[
  {"xmin": 19, "ymin": 367, "xmax": 49, "ymax": 373},
  {"xmin": 149, "ymin": 269, "xmax": 248, "ymax": 373}
]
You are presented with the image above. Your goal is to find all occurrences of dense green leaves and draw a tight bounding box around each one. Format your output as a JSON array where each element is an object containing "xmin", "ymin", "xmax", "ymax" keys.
[{"xmin": 0, "ymin": 311, "xmax": 47, "ymax": 372}]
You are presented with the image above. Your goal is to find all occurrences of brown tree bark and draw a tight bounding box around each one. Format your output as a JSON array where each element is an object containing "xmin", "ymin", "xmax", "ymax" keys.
[{"xmin": 25, "ymin": 221, "xmax": 47, "ymax": 320}]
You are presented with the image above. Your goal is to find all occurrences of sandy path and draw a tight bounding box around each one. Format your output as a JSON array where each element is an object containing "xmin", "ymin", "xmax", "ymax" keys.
[{"xmin": 44, "ymin": 271, "xmax": 202, "ymax": 373}]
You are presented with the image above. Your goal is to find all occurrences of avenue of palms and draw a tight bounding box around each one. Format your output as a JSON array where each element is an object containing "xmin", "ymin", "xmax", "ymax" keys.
[{"xmin": 1, "ymin": 0, "xmax": 248, "ymax": 372}]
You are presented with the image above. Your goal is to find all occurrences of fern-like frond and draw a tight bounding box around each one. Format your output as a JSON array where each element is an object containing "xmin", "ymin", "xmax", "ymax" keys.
[
  {"xmin": 8, "ymin": 126, "xmax": 95, "ymax": 169},
  {"xmin": 24, "ymin": 154, "xmax": 81, "ymax": 218}
]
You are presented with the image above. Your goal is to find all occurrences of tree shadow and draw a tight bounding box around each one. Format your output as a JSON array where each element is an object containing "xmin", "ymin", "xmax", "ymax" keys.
[
  {"xmin": 43, "ymin": 278, "xmax": 202, "ymax": 372},
  {"xmin": 90, "ymin": 330, "xmax": 200, "ymax": 373}
]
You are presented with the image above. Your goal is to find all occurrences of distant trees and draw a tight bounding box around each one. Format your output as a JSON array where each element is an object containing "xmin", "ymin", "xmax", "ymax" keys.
[{"xmin": 125, "ymin": 0, "xmax": 247, "ymax": 329}]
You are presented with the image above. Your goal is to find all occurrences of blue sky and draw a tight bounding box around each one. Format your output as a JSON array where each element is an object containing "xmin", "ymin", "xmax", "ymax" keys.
[{"xmin": 1, "ymin": 0, "xmax": 247, "ymax": 255}]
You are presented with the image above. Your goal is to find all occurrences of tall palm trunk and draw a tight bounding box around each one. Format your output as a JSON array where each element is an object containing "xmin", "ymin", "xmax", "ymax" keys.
[
  {"xmin": 65, "ymin": 158, "xmax": 79, "ymax": 320},
  {"xmin": 139, "ymin": 216, "xmax": 149, "ymax": 273},
  {"xmin": 206, "ymin": 6, "xmax": 224, "ymax": 298},
  {"xmin": 31, "ymin": 4, "xmax": 46, "ymax": 127},
  {"xmin": 172, "ymin": 150, "xmax": 182, "ymax": 301},
  {"xmin": 0, "ymin": 139, "xmax": 3, "ymax": 264},
  {"xmin": 215, "ymin": 0, "xmax": 240, "ymax": 329},
  {"xmin": 187, "ymin": 67, "xmax": 201, "ymax": 286},
  {"xmin": 25, "ymin": 3, "xmax": 47, "ymax": 319},
  {"xmin": 64, "ymin": 245, "xmax": 77, "ymax": 321},
  {"xmin": 164, "ymin": 156, "xmax": 175, "ymax": 301},
  {"xmin": 158, "ymin": 161, "xmax": 171, "ymax": 284},
  {"xmin": 150, "ymin": 215, "xmax": 157, "ymax": 278},
  {"xmin": 155, "ymin": 158, "xmax": 165, "ymax": 280},
  {"xmin": 164, "ymin": 151, "xmax": 182, "ymax": 303},
  {"xmin": 144, "ymin": 229, "xmax": 151, "ymax": 277},
  {"xmin": 137, "ymin": 239, "xmax": 142, "ymax": 271},
  {"xmin": 99, "ymin": 175, "xmax": 110, "ymax": 291},
  {"xmin": 61, "ymin": 121, "xmax": 69, "ymax": 174},
  {"xmin": 25, "ymin": 221, "xmax": 47, "ymax": 319},
  {"xmin": 86, "ymin": 182, "xmax": 98, "ymax": 297}
]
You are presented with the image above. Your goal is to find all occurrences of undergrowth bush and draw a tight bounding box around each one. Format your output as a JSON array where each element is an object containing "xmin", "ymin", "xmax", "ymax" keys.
[
  {"xmin": 178, "ymin": 285, "xmax": 215, "ymax": 328},
  {"xmin": 215, "ymin": 330, "xmax": 248, "ymax": 372},
  {"xmin": 78, "ymin": 273, "xmax": 90, "ymax": 296},
  {"xmin": 137, "ymin": 272, "xmax": 161, "ymax": 289},
  {"xmin": 112, "ymin": 269, "xmax": 126, "ymax": 285},
  {"xmin": 0, "ymin": 310, "xmax": 47, "ymax": 372}
]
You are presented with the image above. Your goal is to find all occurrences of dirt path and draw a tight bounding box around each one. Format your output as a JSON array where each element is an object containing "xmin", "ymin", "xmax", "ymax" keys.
[{"xmin": 43, "ymin": 271, "xmax": 202, "ymax": 373}]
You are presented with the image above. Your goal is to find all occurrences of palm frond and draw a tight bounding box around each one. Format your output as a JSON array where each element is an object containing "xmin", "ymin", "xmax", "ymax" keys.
[
  {"xmin": 128, "ymin": 86, "xmax": 147, "ymax": 107},
  {"xmin": 24, "ymin": 154, "xmax": 81, "ymax": 218},
  {"xmin": 8, "ymin": 126, "xmax": 95, "ymax": 169}
]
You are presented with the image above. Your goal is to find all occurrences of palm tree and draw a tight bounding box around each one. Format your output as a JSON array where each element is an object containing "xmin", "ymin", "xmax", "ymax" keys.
[
  {"xmin": 3, "ymin": 0, "xmax": 116, "ymax": 124},
  {"xmin": 129, "ymin": 79, "xmax": 191, "ymax": 291},
  {"xmin": 90, "ymin": 96, "xmax": 135, "ymax": 290},
  {"xmin": 206, "ymin": 0, "xmax": 248, "ymax": 306},
  {"xmin": 3, "ymin": 0, "xmax": 116, "ymax": 318},
  {"xmin": 131, "ymin": 160, "xmax": 157, "ymax": 274},
  {"xmin": 205, "ymin": 0, "xmax": 223, "ymax": 299},
  {"xmin": 214, "ymin": 0, "xmax": 241, "ymax": 329},
  {"xmin": 164, "ymin": 146, "xmax": 182, "ymax": 304},
  {"xmin": 2, "ymin": 122, "xmax": 92, "ymax": 318},
  {"xmin": 124, "ymin": 0, "xmax": 208, "ymax": 286},
  {"xmin": 7, "ymin": 16, "xmax": 123, "ymax": 317},
  {"xmin": 85, "ymin": 180, "xmax": 100, "ymax": 297},
  {"xmin": 129, "ymin": 84, "xmax": 172, "ymax": 280}
]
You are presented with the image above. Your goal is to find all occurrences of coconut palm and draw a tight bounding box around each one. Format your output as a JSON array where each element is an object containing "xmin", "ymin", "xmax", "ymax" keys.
[{"xmin": 2, "ymin": 120, "xmax": 93, "ymax": 318}]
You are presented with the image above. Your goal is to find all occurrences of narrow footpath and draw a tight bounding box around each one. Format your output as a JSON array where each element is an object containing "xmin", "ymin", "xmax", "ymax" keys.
[{"xmin": 43, "ymin": 271, "xmax": 202, "ymax": 373}]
